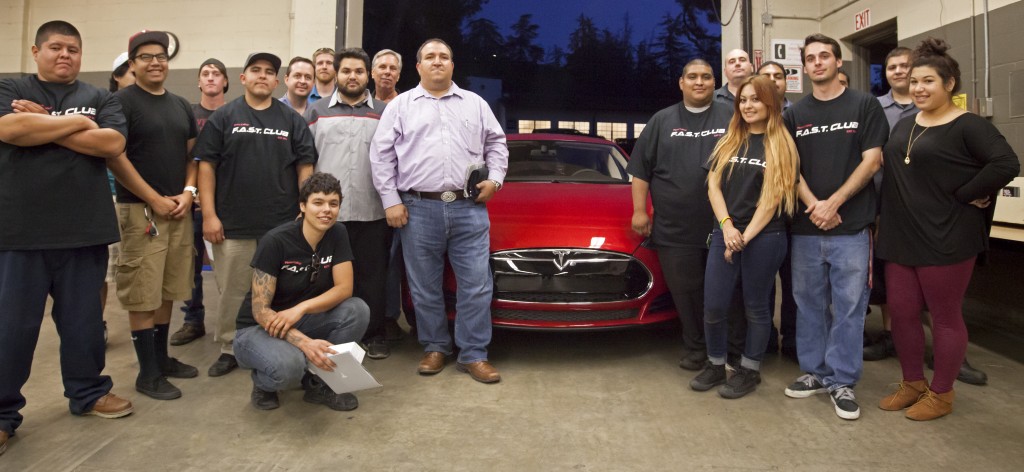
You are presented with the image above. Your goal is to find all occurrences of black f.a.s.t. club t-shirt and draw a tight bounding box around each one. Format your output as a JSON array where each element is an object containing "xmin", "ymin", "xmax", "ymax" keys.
[
  {"xmin": 783, "ymin": 88, "xmax": 888, "ymax": 235},
  {"xmin": 705, "ymin": 134, "xmax": 786, "ymax": 233},
  {"xmin": 236, "ymin": 219, "xmax": 353, "ymax": 329},
  {"xmin": 193, "ymin": 97, "xmax": 317, "ymax": 239},
  {"xmin": 0, "ymin": 75, "xmax": 126, "ymax": 250}
]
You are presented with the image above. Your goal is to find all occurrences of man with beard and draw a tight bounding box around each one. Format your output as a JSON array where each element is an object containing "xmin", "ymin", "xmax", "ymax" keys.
[
  {"xmin": 195, "ymin": 52, "xmax": 317, "ymax": 378},
  {"xmin": 370, "ymin": 39, "xmax": 508, "ymax": 383},
  {"xmin": 171, "ymin": 57, "xmax": 230, "ymax": 347},
  {"xmin": 306, "ymin": 48, "xmax": 392, "ymax": 359},
  {"xmin": 281, "ymin": 56, "xmax": 314, "ymax": 116},
  {"xmin": 106, "ymin": 30, "xmax": 199, "ymax": 400},
  {"xmin": 371, "ymin": 49, "xmax": 402, "ymax": 103},
  {"xmin": 310, "ymin": 47, "xmax": 336, "ymax": 104},
  {"xmin": 628, "ymin": 59, "xmax": 733, "ymax": 372},
  {"xmin": 782, "ymin": 34, "xmax": 888, "ymax": 421},
  {"xmin": 714, "ymin": 49, "xmax": 753, "ymax": 106}
]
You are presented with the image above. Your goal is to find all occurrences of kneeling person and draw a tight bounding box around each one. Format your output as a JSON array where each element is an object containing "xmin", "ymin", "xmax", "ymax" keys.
[{"xmin": 233, "ymin": 173, "xmax": 370, "ymax": 410}]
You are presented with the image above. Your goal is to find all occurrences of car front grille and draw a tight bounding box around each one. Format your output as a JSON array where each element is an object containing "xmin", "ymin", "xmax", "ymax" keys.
[
  {"xmin": 492, "ymin": 308, "xmax": 638, "ymax": 322},
  {"xmin": 491, "ymin": 248, "xmax": 652, "ymax": 304}
]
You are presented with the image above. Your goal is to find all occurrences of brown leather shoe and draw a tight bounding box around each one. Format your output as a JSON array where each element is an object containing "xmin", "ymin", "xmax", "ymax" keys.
[
  {"xmin": 83, "ymin": 393, "xmax": 134, "ymax": 419},
  {"xmin": 417, "ymin": 351, "xmax": 447, "ymax": 375},
  {"xmin": 457, "ymin": 361, "xmax": 501, "ymax": 383}
]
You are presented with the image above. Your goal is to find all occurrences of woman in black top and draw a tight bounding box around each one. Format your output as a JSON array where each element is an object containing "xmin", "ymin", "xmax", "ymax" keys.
[
  {"xmin": 690, "ymin": 76, "xmax": 799, "ymax": 398},
  {"xmin": 233, "ymin": 172, "xmax": 369, "ymax": 411},
  {"xmin": 877, "ymin": 39, "xmax": 1019, "ymax": 421}
]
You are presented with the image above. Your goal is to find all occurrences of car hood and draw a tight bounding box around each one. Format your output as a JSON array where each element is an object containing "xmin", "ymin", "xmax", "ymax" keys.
[{"xmin": 487, "ymin": 182, "xmax": 646, "ymax": 253}]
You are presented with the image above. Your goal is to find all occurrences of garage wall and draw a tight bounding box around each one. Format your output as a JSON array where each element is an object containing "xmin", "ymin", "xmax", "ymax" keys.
[
  {"xmin": 739, "ymin": 0, "xmax": 1023, "ymax": 173},
  {"xmin": 1, "ymin": 0, "xmax": 339, "ymax": 100}
]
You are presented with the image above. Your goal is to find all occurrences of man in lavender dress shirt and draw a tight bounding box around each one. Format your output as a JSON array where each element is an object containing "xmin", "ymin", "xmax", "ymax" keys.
[{"xmin": 370, "ymin": 38, "xmax": 508, "ymax": 384}]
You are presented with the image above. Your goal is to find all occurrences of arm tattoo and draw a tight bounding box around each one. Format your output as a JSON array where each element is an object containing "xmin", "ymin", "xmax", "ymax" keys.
[{"xmin": 251, "ymin": 269, "xmax": 277, "ymax": 326}]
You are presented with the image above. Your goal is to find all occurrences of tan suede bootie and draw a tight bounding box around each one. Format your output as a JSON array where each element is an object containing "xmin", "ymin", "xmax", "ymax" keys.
[
  {"xmin": 905, "ymin": 389, "xmax": 955, "ymax": 421},
  {"xmin": 879, "ymin": 379, "xmax": 929, "ymax": 411}
]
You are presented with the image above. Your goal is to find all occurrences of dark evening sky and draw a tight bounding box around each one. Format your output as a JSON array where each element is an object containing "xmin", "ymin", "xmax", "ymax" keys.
[{"xmin": 476, "ymin": 0, "xmax": 685, "ymax": 50}]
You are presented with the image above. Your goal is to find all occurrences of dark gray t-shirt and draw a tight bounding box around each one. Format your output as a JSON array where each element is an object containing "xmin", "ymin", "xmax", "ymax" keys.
[{"xmin": 626, "ymin": 101, "xmax": 732, "ymax": 248}]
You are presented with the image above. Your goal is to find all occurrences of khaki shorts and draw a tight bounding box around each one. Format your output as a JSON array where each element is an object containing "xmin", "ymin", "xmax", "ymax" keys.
[
  {"xmin": 105, "ymin": 196, "xmax": 119, "ymax": 284},
  {"xmin": 114, "ymin": 203, "xmax": 194, "ymax": 312}
]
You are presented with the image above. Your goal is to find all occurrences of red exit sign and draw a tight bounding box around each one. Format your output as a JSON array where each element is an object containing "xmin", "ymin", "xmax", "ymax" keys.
[{"xmin": 855, "ymin": 9, "xmax": 871, "ymax": 31}]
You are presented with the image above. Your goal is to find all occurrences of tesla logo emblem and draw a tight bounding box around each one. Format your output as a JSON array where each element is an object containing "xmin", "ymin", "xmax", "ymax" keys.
[{"xmin": 552, "ymin": 250, "xmax": 572, "ymax": 270}]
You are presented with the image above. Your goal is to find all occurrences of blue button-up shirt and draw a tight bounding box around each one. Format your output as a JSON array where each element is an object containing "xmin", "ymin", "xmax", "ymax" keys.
[
  {"xmin": 877, "ymin": 90, "xmax": 918, "ymax": 131},
  {"xmin": 370, "ymin": 82, "xmax": 508, "ymax": 209}
]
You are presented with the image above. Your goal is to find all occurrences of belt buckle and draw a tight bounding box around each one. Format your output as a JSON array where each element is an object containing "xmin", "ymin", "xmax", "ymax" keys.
[{"xmin": 440, "ymin": 191, "xmax": 457, "ymax": 203}]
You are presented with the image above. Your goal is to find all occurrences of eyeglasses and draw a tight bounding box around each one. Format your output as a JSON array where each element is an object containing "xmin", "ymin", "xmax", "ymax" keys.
[
  {"xmin": 310, "ymin": 253, "xmax": 322, "ymax": 283},
  {"xmin": 143, "ymin": 206, "xmax": 159, "ymax": 237},
  {"xmin": 135, "ymin": 53, "xmax": 169, "ymax": 63}
]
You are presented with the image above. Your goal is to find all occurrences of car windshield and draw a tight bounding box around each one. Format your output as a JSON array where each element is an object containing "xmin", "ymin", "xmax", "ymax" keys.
[{"xmin": 505, "ymin": 140, "xmax": 631, "ymax": 184}]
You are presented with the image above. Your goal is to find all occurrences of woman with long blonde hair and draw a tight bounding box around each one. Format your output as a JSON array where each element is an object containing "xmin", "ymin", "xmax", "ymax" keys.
[{"xmin": 689, "ymin": 75, "xmax": 799, "ymax": 399}]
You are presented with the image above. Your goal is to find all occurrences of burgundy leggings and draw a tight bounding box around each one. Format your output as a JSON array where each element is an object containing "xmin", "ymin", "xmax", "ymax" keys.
[{"xmin": 885, "ymin": 257, "xmax": 976, "ymax": 393}]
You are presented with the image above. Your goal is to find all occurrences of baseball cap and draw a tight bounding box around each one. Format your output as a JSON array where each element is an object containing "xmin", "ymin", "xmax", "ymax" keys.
[
  {"xmin": 243, "ymin": 52, "xmax": 282, "ymax": 74},
  {"xmin": 198, "ymin": 58, "xmax": 230, "ymax": 93},
  {"xmin": 112, "ymin": 52, "xmax": 129, "ymax": 71},
  {"xmin": 128, "ymin": 30, "xmax": 169, "ymax": 56},
  {"xmin": 199, "ymin": 58, "xmax": 227, "ymax": 75}
]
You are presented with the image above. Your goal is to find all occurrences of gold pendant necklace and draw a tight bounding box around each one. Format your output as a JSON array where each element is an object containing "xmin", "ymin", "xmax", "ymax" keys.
[{"xmin": 905, "ymin": 121, "xmax": 928, "ymax": 165}]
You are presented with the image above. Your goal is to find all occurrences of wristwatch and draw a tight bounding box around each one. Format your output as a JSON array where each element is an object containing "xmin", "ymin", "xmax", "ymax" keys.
[
  {"xmin": 184, "ymin": 186, "xmax": 198, "ymax": 198},
  {"xmin": 488, "ymin": 179, "xmax": 502, "ymax": 191}
]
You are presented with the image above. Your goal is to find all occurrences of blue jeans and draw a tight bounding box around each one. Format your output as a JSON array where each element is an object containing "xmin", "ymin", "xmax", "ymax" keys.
[
  {"xmin": 399, "ymin": 193, "xmax": 493, "ymax": 364},
  {"xmin": 234, "ymin": 297, "xmax": 369, "ymax": 392},
  {"xmin": 790, "ymin": 230, "xmax": 870, "ymax": 389},
  {"xmin": 0, "ymin": 246, "xmax": 113, "ymax": 435},
  {"xmin": 704, "ymin": 230, "xmax": 787, "ymax": 370}
]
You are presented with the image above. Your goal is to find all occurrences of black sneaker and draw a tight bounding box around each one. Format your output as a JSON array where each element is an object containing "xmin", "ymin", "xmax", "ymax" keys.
[
  {"xmin": 863, "ymin": 331, "xmax": 895, "ymax": 361},
  {"xmin": 678, "ymin": 350, "xmax": 706, "ymax": 371},
  {"xmin": 365, "ymin": 340, "xmax": 391, "ymax": 360},
  {"xmin": 251, "ymin": 385, "xmax": 280, "ymax": 410},
  {"xmin": 208, "ymin": 353, "xmax": 238, "ymax": 377},
  {"xmin": 689, "ymin": 362, "xmax": 727, "ymax": 392},
  {"xmin": 719, "ymin": 366, "xmax": 762, "ymax": 399},
  {"xmin": 103, "ymin": 320, "xmax": 108, "ymax": 347},
  {"xmin": 136, "ymin": 375, "xmax": 182, "ymax": 400},
  {"xmin": 830, "ymin": 386, "xmax": 861, "ymax": 420},
  {"xmin": 785, "ymin": 374, "xmax": 828, "ymax": 398},
  {"xmin": 162, "ymin": 357, "xmax": 199, "ymax": 378},
  {"xmin": 302, "ymin": 374, "xmax": 358, "ymax": 411}
]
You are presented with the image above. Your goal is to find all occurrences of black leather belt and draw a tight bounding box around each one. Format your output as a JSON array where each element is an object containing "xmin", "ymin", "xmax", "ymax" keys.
[{"xmin": 406, "ymin": 190, "xmax": 467, "ymax": 202}]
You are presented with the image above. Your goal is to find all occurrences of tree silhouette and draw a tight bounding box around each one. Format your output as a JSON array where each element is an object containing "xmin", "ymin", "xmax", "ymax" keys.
[{"xmin": 506, "ymin": 14, "xmax": 544, "ymax": 63}]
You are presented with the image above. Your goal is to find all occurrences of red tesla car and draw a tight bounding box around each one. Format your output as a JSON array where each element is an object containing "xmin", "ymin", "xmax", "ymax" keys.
[{"xmin": 407, "ymin": 133, "xmax": 675, "ymax": 330}]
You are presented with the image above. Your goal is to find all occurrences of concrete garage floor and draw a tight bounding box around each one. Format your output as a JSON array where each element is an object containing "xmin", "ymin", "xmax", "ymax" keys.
[{"xmin": 4, "ymin": 272, "xmax": 1024, "ymax": 471}]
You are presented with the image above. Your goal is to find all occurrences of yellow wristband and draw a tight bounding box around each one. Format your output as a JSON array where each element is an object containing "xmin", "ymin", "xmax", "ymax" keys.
[{"xmin": 719, "ymin": 216, "xmax": 732, "ymax": 228}]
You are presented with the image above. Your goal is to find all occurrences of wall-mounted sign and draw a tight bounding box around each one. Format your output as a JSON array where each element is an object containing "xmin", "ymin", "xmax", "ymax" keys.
[
  {"xmin": 770, "ymin": 39, "xmax": 803, "ymax": 66},
  {"xmin": 785, "ymin": 67, "xmax": 803, "ymax": 94},
  {"xmin": 855, "ymin": 9, "xmax": 871, "ymax": 31}
]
